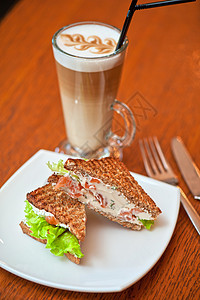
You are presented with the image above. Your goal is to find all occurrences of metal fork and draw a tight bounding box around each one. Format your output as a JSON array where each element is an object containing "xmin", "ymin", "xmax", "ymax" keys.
[{"xmin": 139, "ymin": 136, "xmax": 200, "ymax": 235}]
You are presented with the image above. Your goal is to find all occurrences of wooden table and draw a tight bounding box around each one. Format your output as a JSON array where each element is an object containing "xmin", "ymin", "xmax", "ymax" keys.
[{"xmin": 0, "ymin": 0, "xmax": 199, "ymax": 299}]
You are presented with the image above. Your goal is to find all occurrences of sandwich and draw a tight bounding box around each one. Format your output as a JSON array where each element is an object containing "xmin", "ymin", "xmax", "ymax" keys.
[
  {"xmin": 49, "ymin": 157, "xmax": 161, "ymax": 230},
  {"xmin": 20, "ymin": 179, "xmax": 86, "ymax": 264}
]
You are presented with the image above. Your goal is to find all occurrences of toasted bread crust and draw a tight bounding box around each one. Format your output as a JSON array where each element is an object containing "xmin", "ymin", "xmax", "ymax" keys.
[
  {"xmin": 65, "ymin": 252, "xmax": 80, "ymax": 265},
  {"xmin": 20, "ymin": 221, "xmax": 47, "ymax": 244},
  {"xmin": 19, "ymin": 222, "xmax": 80, "ymax": 264},
  {"xmin": 88, "ymin": 207, "xmax": 142, "ymax": 230},
  {"xmin": 47, "ymin": 173, "xmax": 62, "ymax": 184},
  {"xmin": 65, "ymin": 157, "xmax": 161, "ymax": 218},
  {"xmin": 27, "ymin": 183, "xmax": 86, "ymax": 241}
]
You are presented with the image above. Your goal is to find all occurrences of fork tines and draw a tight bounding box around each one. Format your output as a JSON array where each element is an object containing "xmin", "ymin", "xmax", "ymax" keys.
[{"xmin": 139, "ymin": 137, "xmax": 178, "ymax": 185}]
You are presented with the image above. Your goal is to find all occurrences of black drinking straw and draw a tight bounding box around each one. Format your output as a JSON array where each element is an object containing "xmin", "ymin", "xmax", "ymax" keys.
[
  {"xmin": 115, "ymin": 0, "xmax": 139, "ymax": 51},
  {"xmin": 116, "ymin": 0, "xmax": 196, "ymax": 51},
  {"xmin": 135, "ymin": 0, "xmax": 196, "ymax": 11}
]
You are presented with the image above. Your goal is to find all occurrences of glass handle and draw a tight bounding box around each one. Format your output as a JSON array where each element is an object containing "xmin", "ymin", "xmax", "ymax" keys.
[{"xmin": 109, "ymin": 99, "xmax": 136, "ymax": 148}]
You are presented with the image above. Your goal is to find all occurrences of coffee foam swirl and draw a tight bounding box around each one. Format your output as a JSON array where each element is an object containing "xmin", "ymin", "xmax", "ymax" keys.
[
  {"xmin": 53, "ymin": 23, "xmax": 127, "ymax": 72},
  {"xmin": 60, "ymin": 34, "xmax": 116, "ymax": 55}
]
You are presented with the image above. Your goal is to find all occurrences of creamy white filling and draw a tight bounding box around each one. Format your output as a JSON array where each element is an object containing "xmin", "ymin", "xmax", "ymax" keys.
[
  {"xmin": 29, "ymin": 203, "xmax": 70, "ymax": 230},
  {"xmin": 76, "ymin": 174, "xmax": 153, "ymax": 225}
]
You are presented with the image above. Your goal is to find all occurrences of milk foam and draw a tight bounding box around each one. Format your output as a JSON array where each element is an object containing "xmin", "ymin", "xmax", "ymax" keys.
[
  {"xmin": 57, "ymin": 24, "xmax": 120, "ymax": 58},
  {"xmin": 52, "ymin": 23, "xmax": 127, "ymax": 72}
]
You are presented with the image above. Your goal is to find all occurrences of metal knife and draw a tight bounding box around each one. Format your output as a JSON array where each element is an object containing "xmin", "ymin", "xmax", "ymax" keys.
[{"xmin": 171, "ymin": 136, "xmax": 200, "ymax": 200}]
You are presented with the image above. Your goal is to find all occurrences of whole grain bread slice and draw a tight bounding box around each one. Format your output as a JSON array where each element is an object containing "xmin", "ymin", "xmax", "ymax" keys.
[
  {"xmin": 27, "ymin": 183, "xmax": 86, "ymax": 241},
  {"xmin": 19, "ymin": 221, "xmax": 80, "ymax": 264},
  {"xmin": 64, "ymin": 157, "xmax": 161, "ymax": 218}
]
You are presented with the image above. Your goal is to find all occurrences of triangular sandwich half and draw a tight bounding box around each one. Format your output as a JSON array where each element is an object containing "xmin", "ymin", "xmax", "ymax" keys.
[
  {"xmin": 20, "ymin": 181, "xmax": 86, "ymax": 264},
  {"xmin": 52, "ymin": 157, "xmax": 161, "ymax": 230}
]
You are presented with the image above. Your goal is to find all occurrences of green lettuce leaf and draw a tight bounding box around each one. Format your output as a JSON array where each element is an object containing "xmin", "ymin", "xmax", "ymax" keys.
[
  {"xmin": 46, "ymin": 159, "xmax": 68, "ymax": 175},
  {"xmin": 24, "ymin": 200, "xmax": 84, "ymax": 258},
  {"xmin": 139, "ymin": 219, "xmax": 154, "ymax": 230},
  {"xmin": 47, "ymin": 232, "xmax": 84, "ymax": 257},
  {"xmin": 47, "ymin": 159, "xmax": 80, "ymax": 181}
]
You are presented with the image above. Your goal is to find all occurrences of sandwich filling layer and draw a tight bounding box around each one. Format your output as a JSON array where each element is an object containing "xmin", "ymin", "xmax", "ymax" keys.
[
  {"xmin": 55, "ymin": 173, "xmax": 154, "ymax": 229},
  {"xmin": 78, "ymin": 174, "xmax": 154, "ymax": 225},
  {"xmin": 29, "ymin": 202, "xmax": 71, "ymax": 229}
]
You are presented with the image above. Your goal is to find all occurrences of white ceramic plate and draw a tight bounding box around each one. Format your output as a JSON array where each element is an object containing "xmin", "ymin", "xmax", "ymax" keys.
[{"xmin": 0, "ymin": 150, "xmax": 180, "ymax": 292}]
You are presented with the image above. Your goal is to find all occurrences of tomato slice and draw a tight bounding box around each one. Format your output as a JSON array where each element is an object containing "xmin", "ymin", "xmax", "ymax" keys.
[
  {"xmin": 84, "ymin": 177, "xmax": 101, "ymax": 189},
  {"xmin": 54, "ymin": 176, "xmax": 71, "ymax": 190},
  {"xmin": 45, "ymin": 216, "xmax": 59, "ymax": 225},
  {"xmin": 54, "ymin": 175, "xmax": 83, "ymax": 198},
  {"xmin": 90, "ymin": 178, "xmax": 101, "ymax": 184},
  {"xmin": 85, "ymin": 182, "xmax": 96, "ymax": 190},
  {"xmin": 118, "ymin": 209, "xmax": 136, "ymax": 221},
  {"xmin": 95, "ymin": 193, "xmax": 108, "ymax": 208},
  {"xmin": 71, "ymin": 192, "xmax": 82, "ymax": 198}
]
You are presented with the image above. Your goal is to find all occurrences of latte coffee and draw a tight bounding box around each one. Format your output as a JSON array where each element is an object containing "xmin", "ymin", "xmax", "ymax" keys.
[{"xmin": 52, "ymin": 22, "xmax": 134, "ymax": 158}]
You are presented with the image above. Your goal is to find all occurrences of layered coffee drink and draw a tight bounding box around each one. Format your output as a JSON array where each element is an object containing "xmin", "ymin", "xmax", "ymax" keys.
[{"xmin": 52, "ymin": 22, "xmax": 128, "ymax": 155}]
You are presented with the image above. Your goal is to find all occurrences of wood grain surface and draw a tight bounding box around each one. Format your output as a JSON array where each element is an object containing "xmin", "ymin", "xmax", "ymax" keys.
[{"xmin": 0, "ymin": 0, "xmax": 199, "ymax": 299}]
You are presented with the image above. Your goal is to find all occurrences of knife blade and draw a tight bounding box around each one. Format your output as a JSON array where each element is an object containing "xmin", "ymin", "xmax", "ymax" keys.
[{"xmin": 171, "ymin": 136, "xmax": 200, "ymax": 200}]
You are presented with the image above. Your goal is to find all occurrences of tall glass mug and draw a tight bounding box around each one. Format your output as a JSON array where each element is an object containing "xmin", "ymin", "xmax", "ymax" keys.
[{"xmin": 52, "ymin": 21, "xmax": 136, "ymax": 159}]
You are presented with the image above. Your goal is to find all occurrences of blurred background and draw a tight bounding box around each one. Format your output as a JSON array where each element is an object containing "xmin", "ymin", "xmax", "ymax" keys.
[
  {"xmin": 0, "ymin": 0, "xmax": 199, "ymax": 179},
  {"xmin": 0, "ymin": 0, "xmax": 19, "ymax": 19}
]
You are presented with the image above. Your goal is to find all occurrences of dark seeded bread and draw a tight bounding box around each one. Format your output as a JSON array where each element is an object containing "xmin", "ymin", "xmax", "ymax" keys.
[
  {"xmin": 27, "ymin": 183, "xmax": 86, "ymax": 241},
  {"xmin": 19, "ymin": 221, "xmax": 80, "ymax": 264},
  {"xmin": 47, "ymin": 173, "xmax": 62, "ymax": 184},
  {"xmin": 65, "ymin": 157, "xmax": 162, "ymax": 218}
]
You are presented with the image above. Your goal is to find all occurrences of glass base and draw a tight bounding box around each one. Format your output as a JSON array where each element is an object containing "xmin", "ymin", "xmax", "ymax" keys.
[{"xmin": 55, "ymin": 140, "xmax": 123, "ymax": 160}]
